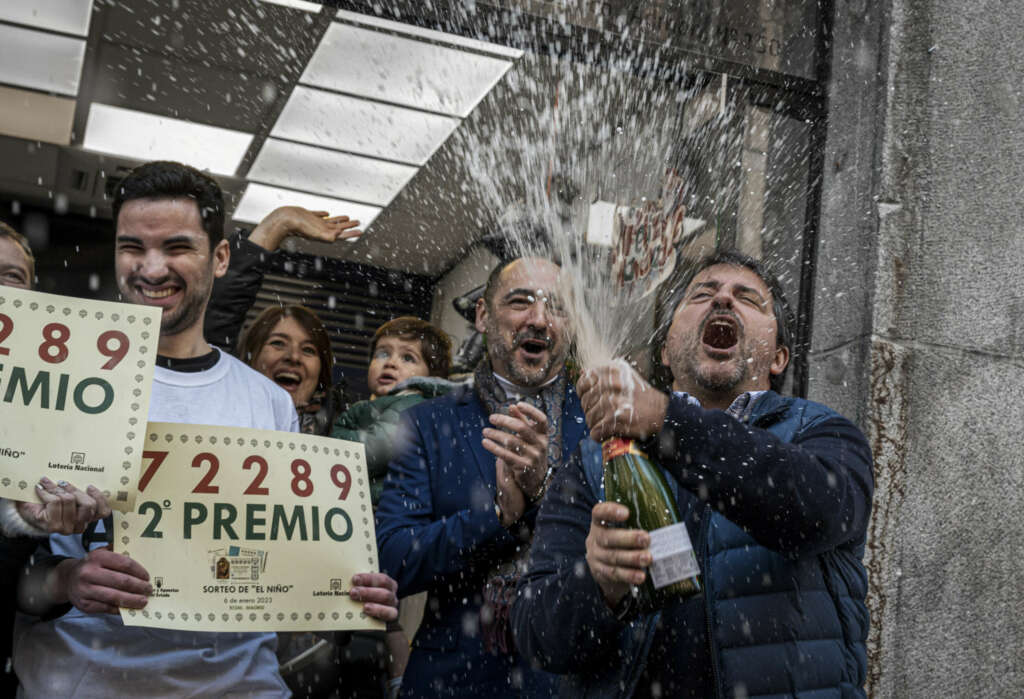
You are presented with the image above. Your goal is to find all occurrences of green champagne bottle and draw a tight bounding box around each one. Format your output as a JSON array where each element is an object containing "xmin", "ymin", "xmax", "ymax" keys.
[{"xmin": 602, "ymin": 437, "xmax": 701, "ymax": 610}]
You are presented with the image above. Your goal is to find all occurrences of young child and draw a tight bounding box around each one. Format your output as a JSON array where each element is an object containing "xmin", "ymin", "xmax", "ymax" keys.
[
  {"xmin": 331, "ymin": 316, "xmax": 455, "ymax": 698},
  {"xmin": 331, "ymin": 316, "xmax": 456, "ymax": 504}
]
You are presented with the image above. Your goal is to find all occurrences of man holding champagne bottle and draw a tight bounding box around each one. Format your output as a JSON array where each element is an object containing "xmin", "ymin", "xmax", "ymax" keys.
[{"xmin": 512, "ymin": 251, "xmax": 873, "ymax": 698}]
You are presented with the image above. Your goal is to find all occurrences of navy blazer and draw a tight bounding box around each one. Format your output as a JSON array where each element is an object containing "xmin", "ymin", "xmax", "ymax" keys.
[{"xmin": 376, "ymin": 381, "xmax": 587, "ymax": 697}]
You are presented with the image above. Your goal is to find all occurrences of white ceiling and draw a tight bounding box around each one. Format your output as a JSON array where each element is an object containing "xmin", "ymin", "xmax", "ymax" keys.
[
  {"xmin": 0, "ymin": 23, "xmax": 87, "ymax": 96},
  {"xmin": 300, "ymin": 22, "xmax": 514, "ymax": 118},
  {"xmin": 0, "ymin": 1, "xmax": 93, "ymax": 37},
  {"xmin": 271, "ymin": 87, "xmax": 461, "ymax": 166},
  {"xmin": 83, "ymin": 103, "xmax": 255, "ymax": 176},
  {"xmin": 0, "ymin": 0, "xmax": 523, "ymax": 276}
]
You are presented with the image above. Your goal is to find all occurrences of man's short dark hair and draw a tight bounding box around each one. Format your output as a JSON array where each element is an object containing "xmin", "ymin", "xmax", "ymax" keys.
[
  {"xmin": 662, "ymin": 249, "xmax": 796, "ymax": 393},
  {"xmin": 111, "ymin": 161, "xmax": 225, "ymax": 248},
  {"xmin": 481, "ymin": 252, "xmax": 564, "ymax": 310},
  {"xmin": 482, "ymin": 258, "xmax": 516, "ymax": 309}
]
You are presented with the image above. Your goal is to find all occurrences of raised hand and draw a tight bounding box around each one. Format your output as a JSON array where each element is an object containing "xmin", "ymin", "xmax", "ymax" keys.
[{"xmin": 249, "ymin": 206, "xmax": 362, "ymax": 252}]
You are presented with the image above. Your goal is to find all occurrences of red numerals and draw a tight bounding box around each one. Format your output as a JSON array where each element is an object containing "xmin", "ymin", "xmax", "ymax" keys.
[
  {"xmin": 242, "ymin": 455, "xmax": 270, "ymax": 495},
  {"xmin": 0, "ymin": 315, "xmax": 130, "ymax": 368},
  {"xmin": 330, "ymin": 464, "xmax": 351, "ymax": 500},
  {"xmin": 191, "ymin": 453, "xmax": 220, "ymax": 494},
  {"xmin": 38, "ymin": 322, "xmax": 70, "ymax": 363},
  {"xmin": 97, "ymin": 330, "xmax": 130, "ymax": 369},
  {"xmin": 179, "ymin": 453, "xmax": 357, "ymax": 500},
  {"xmin": 290, "ymin": 459, "xmax": 314, "ymax": 497},
  {"xmin": 139, "ymin": 450, "xmax": 169, "ymax": 492},
  {"xmin": 0, "ymin": 313, "xmax": 12, "ymax": 356}
]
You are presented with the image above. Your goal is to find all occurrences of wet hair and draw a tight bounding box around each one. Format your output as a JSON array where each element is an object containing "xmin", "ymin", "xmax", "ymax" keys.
[
  {"xmin": 0, "ymin": 221, "xmax": 34, "ymax": 284},
  {"xmin": 481, "ymin": 253, "xmax": 562, "ymax": 309},
  {"xmin": 370, "ymin": 316, "xmax": 452, "ymax": 378},
  {"xmin": 238, "ymin": 305, "xmax": 334, "ymax": 391},
  {"xmin": 112, "ymin": 161, "xmax": 225, "ymax": 248},
  {"xmin": 482, "ymin": 258, "xmax": 516, "ymax": 309},
  {"xmin": 662, "ymin": 250, "xmax": 795, "ymax": 393}
]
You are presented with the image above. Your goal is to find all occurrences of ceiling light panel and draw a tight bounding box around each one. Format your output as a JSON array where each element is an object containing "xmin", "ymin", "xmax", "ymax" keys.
[
  {"xmin": 272, "ymin": 87, "xmax": 460, "ymax": 166},
  {"xmin": 301, "ymin": 23, "xmax": 513, "ymax": 118},
  {"xmin": 233, "ymin": 183, "xmax": 382, "ymax": 230},
  {"xmin": 83, "ymin": 104, "xmax": 253, "ymax": 175},
  {"xmin": 0, "ymin": 0, "xmax": 94, "ymax": 37},
  {"xmin": 0, "ymin": 85, "xmax": 76, "ymax": 145},
  {"xmin": 0, "ymin": 24, "xmax": 86, "ymax": 96},
  {"xmin": 248, "ymin": 138, "xmax": 418, "ymax": 207},
  {"xmin": 335, "ymin": 10, "xmax": 524, "ymax": 59},
  {"xmin": 256, "ymin": 0, "xmax": 322, "ymax": 12}
]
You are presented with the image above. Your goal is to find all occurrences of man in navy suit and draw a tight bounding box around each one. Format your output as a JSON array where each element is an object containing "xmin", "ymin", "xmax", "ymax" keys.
[{"xmin": 375, "ymin": 257, "xmax": 587, "ymax": 697}]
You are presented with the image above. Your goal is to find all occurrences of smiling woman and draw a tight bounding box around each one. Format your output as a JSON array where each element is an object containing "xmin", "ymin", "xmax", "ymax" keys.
[{"xmin": 237, "ymin": 305, "xmax": 333, "ymax": 422}]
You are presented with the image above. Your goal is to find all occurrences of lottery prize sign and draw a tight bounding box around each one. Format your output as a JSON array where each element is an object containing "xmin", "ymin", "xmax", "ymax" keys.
[
  {"xmin": 118, "ymin": 422, "xmax": 383, "ymax": 633},
  {"xmin": 0, "ymin": 286, "xmax": 159, "ymax": 511}
]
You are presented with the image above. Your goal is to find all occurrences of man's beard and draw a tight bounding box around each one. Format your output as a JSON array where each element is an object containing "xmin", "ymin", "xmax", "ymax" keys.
[
  {"xmin": 690, "ymin": 351, "xmax": 747, "ymax": 393},
  {"xmin": 122, "ymin": 272, "xmax": 211, "ymax": 337},
  {"xmin": 671, "ymin": 328, "xmax": 750, "ymax": 395},
  {"xmin": 486, "ymin": 323, "xmax": 564, "ymax": 388},
  {"xmin": 159, "ymin": 289, "xmax": 208, "ymax": 336}
]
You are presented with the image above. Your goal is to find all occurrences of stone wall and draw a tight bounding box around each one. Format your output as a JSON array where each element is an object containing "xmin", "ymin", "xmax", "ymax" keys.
[{"xmin": 812, "ymin": 0, "xmax": 1024, "ymax": 695}]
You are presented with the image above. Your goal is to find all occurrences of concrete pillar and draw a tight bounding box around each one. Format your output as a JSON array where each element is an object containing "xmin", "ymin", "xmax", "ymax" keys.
[{"xmin": 813, "ymin": 0, "xmax": 1024, "ymax": 695}]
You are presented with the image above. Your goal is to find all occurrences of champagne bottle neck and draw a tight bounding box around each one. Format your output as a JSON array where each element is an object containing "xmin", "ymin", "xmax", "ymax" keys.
[{"xmin": 601, "ymin": 437, "xmax": 649, "ymax": 463}]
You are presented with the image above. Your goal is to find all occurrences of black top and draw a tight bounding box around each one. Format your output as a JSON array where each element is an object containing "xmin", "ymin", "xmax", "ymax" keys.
[
  {"xmin": 155, "ymin": 349, "xmax": 219, "ymax": 373},
  {"xmin": 0, "ymin": 536, "xmax": 37, "ymax": 692},
  {"xmin": 203, "ymin": 231, "xmax": 267, "ymax": 353}
]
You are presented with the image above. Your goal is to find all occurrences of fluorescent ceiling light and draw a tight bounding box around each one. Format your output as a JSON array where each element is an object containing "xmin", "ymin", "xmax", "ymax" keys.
[
  {"xmin": 233, "ymin": 183, "xmax": 381, "ymax": 231},
  {"xmin": 0, "ymin": 24, "xmax": 86, "ymax": 96},
  {"xmin": 335, "ymin": 10, "xmax": 523, "ymax": 59},
  {"xmin": 272, "ymin": 86, "xmax": 460, "ymax": 166},
  {"xmin": 301, "ymin": 23, "xmax": 513, "ymax": 118},
  {"xmin": 0, "ymin": 0, "xmax": 94, "ymax": 37},
  {"xmin": 248, "ymin": 138, "xmax": 418, "ymax": 207},
  {"xmin": 257, "ymin": 0, "xmax": 322, "ymax": 13},
  {"xmin": 0, "ymin": 85, "xmax": 76, "ymax": 145},
  {"xmin": 83, "ymin": 104, "xmax": 253, "ymax": 175}
]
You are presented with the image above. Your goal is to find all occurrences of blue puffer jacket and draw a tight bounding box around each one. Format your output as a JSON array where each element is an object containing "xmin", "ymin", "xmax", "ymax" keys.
[{"xmin": 512, "ymin": 391, "xmax": 873, "ymax": 698}]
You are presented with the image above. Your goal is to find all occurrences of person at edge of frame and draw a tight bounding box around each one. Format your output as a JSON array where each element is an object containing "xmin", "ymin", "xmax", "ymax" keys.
[{"xmin": 0, "ymin": 221, "xmax": 113, "ymax": 697}]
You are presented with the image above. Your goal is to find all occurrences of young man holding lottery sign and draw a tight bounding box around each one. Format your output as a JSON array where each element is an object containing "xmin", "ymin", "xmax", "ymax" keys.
[{"xmin": 11, "ymin": 162, "xmax": 398, "ymax": 697}]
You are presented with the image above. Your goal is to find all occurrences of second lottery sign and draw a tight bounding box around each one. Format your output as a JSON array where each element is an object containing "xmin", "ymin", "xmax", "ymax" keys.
[
  {"xmin": 0, "ymin": 286, "xmax": 159, "ymax": 510},
  {"xmin": 118, "ymin": 422, "xmax": 382, "ymax": 633}
]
